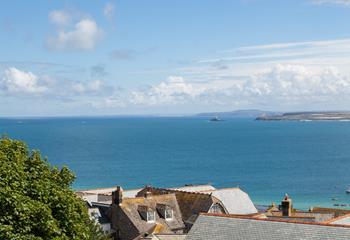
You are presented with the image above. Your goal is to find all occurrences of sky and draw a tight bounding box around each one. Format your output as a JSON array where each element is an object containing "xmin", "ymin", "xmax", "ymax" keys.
[{"xmin": 2, "ymin": 0, "xmax": 350, "ymax": 116}]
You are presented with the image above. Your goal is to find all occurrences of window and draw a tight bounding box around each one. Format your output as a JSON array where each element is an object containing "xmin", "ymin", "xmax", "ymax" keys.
[
  {"xmin": 147, "ymin": 211, "xmax": 155, "ymax": 222},
  {"xmin": 210, "ymin": 203, "xmax": 223, "ymax": 214},
  {"xmin": 165, "ymin": 209, "xmax": 173, "ymax": 220}
]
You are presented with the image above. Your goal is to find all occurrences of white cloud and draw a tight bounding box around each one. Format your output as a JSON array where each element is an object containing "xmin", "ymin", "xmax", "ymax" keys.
[
  {"xmin": 0, "ymin": 67, "xmax": 49, "ymax": 94},
  {"xmin": 49, "ymin": 10, "xmax": 70, "ymax": 26},
  {"xmin": 91, "ymin": 38, "xmax": 350, "ymax": 111},
  {"xmin": 47, "ymin": 14, "xmax": 103, "ymax": 51},
  {"xmin": 0, "ymin": 67, "xmax": 112, "ymax": 99},
  {"xmin": 72, "ymin": 79, "xmax": 111, "ymax": 95},
  {"xmin": 311, "ymin": 0, "xmax": 350, "ymax": 6},
  {"xmin": 247, "ymin": 64, "xmax": 348, "ymax": 101},
  {"xmin": 116, "ymin": 64, "xmax": 350, "ymax": 110},
  {"xmin": 103, "ymin": 2, "xmax": 115, "ymax": 19}
]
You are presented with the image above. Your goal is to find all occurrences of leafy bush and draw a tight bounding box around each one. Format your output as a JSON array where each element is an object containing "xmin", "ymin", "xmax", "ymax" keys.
[{"xmin": 0, "ymin": 137, "xmax": 109, "ymax": 240}]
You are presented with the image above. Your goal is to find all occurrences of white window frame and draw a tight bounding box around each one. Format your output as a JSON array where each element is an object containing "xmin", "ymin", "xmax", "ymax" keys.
[
  {"xmin": 210, "ymin": 203, "xmax": 222, "ymax": 214},
  {"xmin": 147, "ymin": 211, "xmax": 155, "ymax": 222},
  {"xmin": 165, "ymin": 209, "xmax": 173, "ymax": 220}
]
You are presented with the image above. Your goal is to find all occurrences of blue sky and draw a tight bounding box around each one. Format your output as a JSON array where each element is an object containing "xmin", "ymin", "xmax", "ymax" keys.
[{"xmin": 1, "ymin": 0, "xmax": 350, "ymax": 116}]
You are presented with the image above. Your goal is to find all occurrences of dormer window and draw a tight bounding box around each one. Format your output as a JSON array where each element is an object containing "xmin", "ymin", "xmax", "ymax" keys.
[
  {"xmin": 209, "ymin": 203, "xmax": 225, "ymax": 214},
  {"xmin": 138, "ymin": 205, "xmax": 156, "ymax": 222},
  {"xmin": 156, "ymin": 203, "xmax": 173, "ymax": 221},
  {"xmin": 146, "ymin": 211, "xmax": 155, "ymax": 222},
  {"xmin": 165, "ymin": 209, "xmax": 173, "ymax": 220}
]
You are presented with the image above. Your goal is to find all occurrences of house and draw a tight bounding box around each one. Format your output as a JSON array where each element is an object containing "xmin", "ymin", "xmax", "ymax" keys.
[
  {"xmin": 78, "ymin": 184, "xmax": 257, "ymax": 238},
  {"xmin": 186, "ymin": 213, "xmax": 350, "ymax": 240},
  {"xmin": 202, "ymin": 187, "xmax": 258, "ymax": 215},
  {"xmin": 263, "ymin": 195, "xmax": 334, "ymax": 223},
  {"xmin": 107, "ymin": 187, "xmax": 185, "ymax": 240},
  {"xmin": 76, "ymin": 186, "xmax": 142, "ymax": 203},
  {"xmin": 86, "ymin": 201, "xmax": 113, "ymax": 235},
  {"xmin": 310, "ymin": 206, "xmax": 350, "ymax": 218},
  {"xmin": 136, "ymin": 185, "xmax": 257, "ymax": 230}
]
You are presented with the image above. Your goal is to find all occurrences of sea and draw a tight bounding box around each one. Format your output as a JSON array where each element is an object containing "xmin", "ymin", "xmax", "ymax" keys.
[{"xmin": 1, "ymin": 116, "xmax": 350, "ymax": 209}]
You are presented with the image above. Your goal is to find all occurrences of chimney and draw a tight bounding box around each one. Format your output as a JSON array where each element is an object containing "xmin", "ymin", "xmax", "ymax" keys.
[
  {"xmin": 144, "ymin": 191, "xmax": 152, "ymax": 198},
  {"xmin": 281, "ymin": 194, "xmax": 292, "ymax": 217},
  {"xmin": 112, "ymin": 186, "xmax": 123, "ymax": 205}
]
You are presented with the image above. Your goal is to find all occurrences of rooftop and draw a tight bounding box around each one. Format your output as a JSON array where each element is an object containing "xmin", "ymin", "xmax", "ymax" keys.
[{"xmin": 186, "ymin": 213, "xmax": 350, "ymax": 240}]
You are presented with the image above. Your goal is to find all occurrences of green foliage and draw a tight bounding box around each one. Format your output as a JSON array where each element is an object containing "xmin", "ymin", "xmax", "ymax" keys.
[
  {"xmin": 87, "ymin": 220, "xmax": 112, "ymax": 240},
  {"xmin": 0, "ymin": 137, "xmax": 108, "ymax": 240}
]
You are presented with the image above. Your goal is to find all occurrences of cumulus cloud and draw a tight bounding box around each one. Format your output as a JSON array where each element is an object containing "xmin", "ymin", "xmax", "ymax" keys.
[
  {"xmin": 0, "ymin": 67, "xmax": 49, "ymax": 94},
  {"xmin": 246, "ymin": 64, "xmax": 348, "ymax": 102},
  {"xmin": 104, "ymin": 2, "xmax": 115, "ymax": 19},
  {"xmin": 49, "ymin": 10, "xmax": 70, "ymax": 26},
  {"xmin": 130, "ymin": 76, "xmax": 199, "ymax": 105},
  {"xmin": 47, "ymin": 9, "xmax": 103, "ymax": 51},
  {"xmin": 0, "ymin": 67, "xmax": 112, "ymax": 98},
  {"xmin": 111, "ymin": 64, "xmax": 350, "ymax": 109},
  {"xmin": 71, "ymin": 79, "xmax": 113, "ymax": 96}
]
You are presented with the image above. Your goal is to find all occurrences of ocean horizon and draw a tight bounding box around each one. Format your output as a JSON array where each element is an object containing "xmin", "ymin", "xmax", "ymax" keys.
[{"xmin": 1, "ymin": 116, "xmax": 350, "ymax": 209}]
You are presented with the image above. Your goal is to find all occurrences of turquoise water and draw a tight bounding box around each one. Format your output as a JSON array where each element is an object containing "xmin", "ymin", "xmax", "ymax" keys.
[{"xmin": 1, "ymin": 117, "xmax": 350, "ymax": 209}]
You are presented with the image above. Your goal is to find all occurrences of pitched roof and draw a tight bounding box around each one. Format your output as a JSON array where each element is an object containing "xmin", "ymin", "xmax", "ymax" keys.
[
  {"xmin": 265, "ymin": 210, "xmax": 334, "ymax": 223},
  {"xmin": 310, "ymin": 207, "xmax": 350, "ymax": 218},
  {"xmin": 90, "ymin": 202, "xmax": 111, "ymax": 224},
  {"xmin": 136, "ymin": 186, "xmax": 220, "ymax": 223},
  {"xmin": 117, "ymin": 194, "xmax": 185, "ymax": 235},
  {"xmin": 170, "ymin": 185, "xmax": 216, "ymax": 193},
  {"xmin": 326, "ymin": 213, "xmax": 350, "ymax": 225},
  {"xmin": 208, "ymin": 188, "xmax": 257, "ymax": 214},
  {"xmin": 186, "ymin": 214, "xmax": 350, "ymax": 240}
]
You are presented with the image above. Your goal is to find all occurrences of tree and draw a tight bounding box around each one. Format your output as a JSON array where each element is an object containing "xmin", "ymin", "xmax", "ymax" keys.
[
  {"xmin": 0, "ymin": 137, "xmax": 109, "ymax": 240},
  {"xmin": 87, "ymin": 220, "xmax": 112, "ymax": 240}
]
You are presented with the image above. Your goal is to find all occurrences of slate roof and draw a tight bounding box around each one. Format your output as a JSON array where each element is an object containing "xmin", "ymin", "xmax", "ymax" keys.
[
  {"xmin": 170, "ymin": 185, "xmax": 216, "ymax": 193},
  {"xmin": 208, "ymin": 188, "xmax": 258, "ymax": 214},
  {"xmin": 326, "ymin": 213, "xmax": 350, "ymax": 225},
  {"xmin": 109, "ymin": 193, "xmax": 185, "ymax": 240},
  {"xmin": 136, "ymin": 186, "xmax": 222, "ymax": 224},
  {"xmin": 186, "ymin": 214, "xmax": 350, "ymax": 240},
  {"xmin": 310, "ymin": 207, "xmax": 350, "ymax": 218},
  {"xmin": 90, "ymin": 202, "xmax": 111, "ymax": 224},
  {"xmin": 265, "ymin": 210, "xmax": 334, "ymax": 223},
  {"xmin": 137, "ymin": 186, "xmax": 258, "ymax": 224}
]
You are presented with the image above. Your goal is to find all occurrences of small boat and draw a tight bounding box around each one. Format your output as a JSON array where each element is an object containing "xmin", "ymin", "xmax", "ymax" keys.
[
  {"xmin": 210, "ymin": 116, "xmax": 222, "ymax": 122},
  {"xmin": 346, "ymin": 188, "xmax": 350, "ymax": 194}
]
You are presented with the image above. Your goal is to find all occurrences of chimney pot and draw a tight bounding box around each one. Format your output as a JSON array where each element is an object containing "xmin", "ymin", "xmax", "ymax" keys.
[{"xmin": 281, "ymin": 193, "xmax": 292, "ymax": 217}]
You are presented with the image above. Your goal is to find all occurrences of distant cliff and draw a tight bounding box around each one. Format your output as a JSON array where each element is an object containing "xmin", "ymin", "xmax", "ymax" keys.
[
  {"xmin": 256, "ymin": 112, "xmax": 350, "ymax": 121},
  {"xmin": 196, "ymin": 109, "xmax": 279, "ymax": 119}
]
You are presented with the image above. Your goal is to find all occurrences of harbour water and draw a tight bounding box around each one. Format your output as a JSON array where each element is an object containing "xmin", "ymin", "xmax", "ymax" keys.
[{"xmin": 1, "ymin": 117, "xmax": 350, "ymax": 209}]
